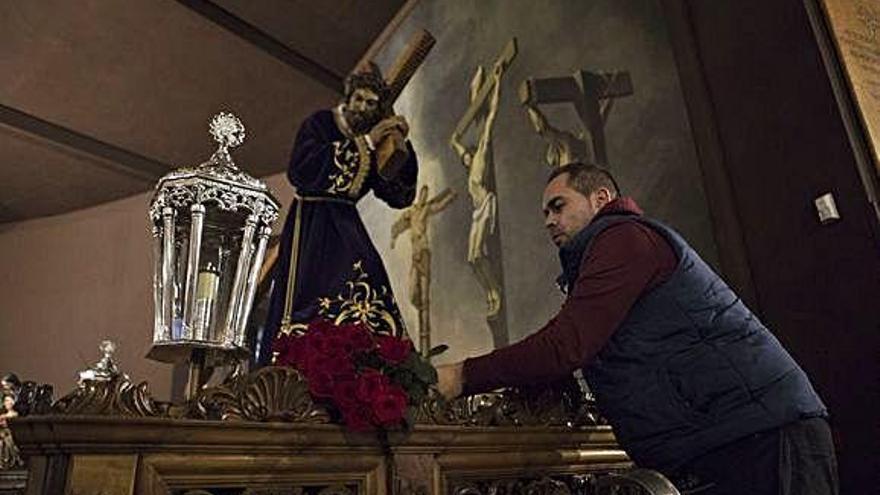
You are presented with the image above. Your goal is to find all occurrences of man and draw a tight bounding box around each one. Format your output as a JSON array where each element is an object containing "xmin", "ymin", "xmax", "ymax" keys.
[
  {"xmin": 437, "ymin": 162, "xmax": 838, "ymax": 494},
  {"xmin": 450, "ymin": 63, "xmax": 506, "ymax": 320},
  {"xmin": 258, "ymin": 66, "xmax": 417, "ymax": 364}
]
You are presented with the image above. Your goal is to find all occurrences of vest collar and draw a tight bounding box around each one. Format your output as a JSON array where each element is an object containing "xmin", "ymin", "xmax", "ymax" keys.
[{"xmin": 556, "ymin": 197, "xmax": 643, "ymax": 293}]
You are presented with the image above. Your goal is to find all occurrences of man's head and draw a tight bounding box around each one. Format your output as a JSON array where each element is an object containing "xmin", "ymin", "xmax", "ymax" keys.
[
  {"xmin": 461, "ymin": 151, "xmax": 473, "ymax": 168},
  {"xmin": 542, "ymin": 162, "xmax": 619, "ymax": 247},
  {"xmin": 342, "ymin": 66, "xmax": 389, "ymax": 134}
]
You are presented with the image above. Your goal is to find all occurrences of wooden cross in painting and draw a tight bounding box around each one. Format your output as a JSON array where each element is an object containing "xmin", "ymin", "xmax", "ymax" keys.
[
  {"xmin": 451, "ymin": 38, "xmax": 519, "ymax": 138},
  {"xmin": 520, "ymin": 69, "xmax": 633, "ymax": 165}
]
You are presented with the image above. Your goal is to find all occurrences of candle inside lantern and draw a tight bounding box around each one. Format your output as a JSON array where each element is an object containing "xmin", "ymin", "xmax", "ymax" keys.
[{"xmin": 193, "ymin": 262, "xmax": 220, "ymax": 340}]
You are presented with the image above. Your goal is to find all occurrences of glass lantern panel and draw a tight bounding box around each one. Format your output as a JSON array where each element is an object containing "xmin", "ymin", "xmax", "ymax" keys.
[{"xmin": 198, "ymin": 207, "xmax": 250, "ymax": 344}]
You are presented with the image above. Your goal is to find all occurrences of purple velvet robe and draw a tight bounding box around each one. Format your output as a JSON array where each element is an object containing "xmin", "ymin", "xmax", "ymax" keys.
[{"xmin": 259, "ymin": 109, "xmax": 418, "ymax": 364}]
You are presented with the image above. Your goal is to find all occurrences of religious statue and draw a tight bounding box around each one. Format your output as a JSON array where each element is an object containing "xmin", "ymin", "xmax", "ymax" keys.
[
  {"xmin": 390, "ymin": 185, "xmax": 456, "ymax": 355},
  {"xmin": 450, "ymin": 63, "xmax": 506, "ymax": 320},
  {"xmin": 0, "ymin": 374, "xmax": 19, "ymax": 401},
  {"xmin": 258, "ymin": 65, "xmax": 418, "ymax": 364},
  {"xmin": 0, "ymin": 392, "xmax": 22, "ymax": 469},
  {"xmin": 78, "ymin": 340, "xmax": 121, "ymax": 383}
]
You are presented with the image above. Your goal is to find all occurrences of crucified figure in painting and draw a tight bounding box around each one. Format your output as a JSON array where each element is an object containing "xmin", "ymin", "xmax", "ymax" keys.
[
  {"xmin": 523, "ymin": 100, "xmax": 589, "ymax": 168},
  {"xmin": 450, "ymin": 62, "xmax": 506, "ymax": 321},
  {"xmin": 391, "ymin": 185, "xmax": 456, "ymax": 356},
  {"xmin": 520, "ymin": 69, "xmax": 633, "ymax": 167}
]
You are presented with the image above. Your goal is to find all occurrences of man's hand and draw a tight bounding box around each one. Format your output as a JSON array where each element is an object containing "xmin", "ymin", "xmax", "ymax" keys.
[
  {"xmin": 436, "ymin": 362, "xmax": 464, "ymax": 400},
  {"xmin": 368, "ymin": 115, "xmax": 409, "ymax": 144}
]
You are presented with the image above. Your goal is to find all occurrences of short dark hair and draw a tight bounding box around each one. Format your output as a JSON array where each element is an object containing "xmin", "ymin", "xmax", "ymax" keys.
[
  {"xmin": 547, "ymin": 162, "xmax": 620, "ymax": 197},
  {"xmin": 343, "ymin": 65, "xmax": 390, "ymax": 107}
]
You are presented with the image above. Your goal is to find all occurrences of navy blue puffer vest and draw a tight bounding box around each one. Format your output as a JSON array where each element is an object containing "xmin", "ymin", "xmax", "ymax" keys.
[{"xmin": 563, "ymin": 213, "xmax": 826, "ymax": 471}]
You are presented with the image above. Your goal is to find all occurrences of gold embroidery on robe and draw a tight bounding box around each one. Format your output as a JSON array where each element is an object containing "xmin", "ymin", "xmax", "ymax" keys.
[
  {"xmin": 317, "ymin": 261, "xmax": 401, "ymax": 336},
  {"xmin": 327, "ymin": 139, "xmax": 370, "ymax": 198}
]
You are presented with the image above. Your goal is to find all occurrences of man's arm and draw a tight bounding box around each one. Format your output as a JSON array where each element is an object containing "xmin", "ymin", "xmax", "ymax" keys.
[
  {"xmin": 441, "ymin": 221, "xmax": 676, "ymax": 397},
  {"xmin": 390, "ymin": 212, "xmax": 411, "ymax": 249},
  {"xmin": 477, "ymin": 66, "xmax": 504, "ymax": 151}
]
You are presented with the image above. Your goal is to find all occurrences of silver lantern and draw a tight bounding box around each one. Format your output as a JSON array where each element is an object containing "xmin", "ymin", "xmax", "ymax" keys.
[{"xmin": 147, "ymin": 112, "xmax": 279, "ymax": 392}]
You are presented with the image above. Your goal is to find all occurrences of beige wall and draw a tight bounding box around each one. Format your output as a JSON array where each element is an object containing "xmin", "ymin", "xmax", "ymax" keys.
[{"xmin": 0, "ymin": 172, "xmax": 294, "ymax": 401}]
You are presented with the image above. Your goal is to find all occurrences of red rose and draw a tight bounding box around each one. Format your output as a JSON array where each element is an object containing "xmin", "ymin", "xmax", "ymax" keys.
[
  {"xmin": 340, "ymin": 404, "xmax": 373, "ymax": 431},
  {"xmin": 355, "ymin": 368, "xmax": 390, "ymax": 403},
  {"xmin": 307, "ymin": 368, "xmax": 335, "ymax": 398},
  {"xmin": 300, "ymin": 348, "xmax": 328, "ymax": 376},
  {"xmin": 309, "ymin": 331, "xmax": 336, "ymax": 356},
  {"xmin": 272, "ymin": 333, "xmax": 296, "ymax": 366},
  {"xmin": 333, "ymin": 379, "xmax": 360, "ymax": 409},
  {"xmin": 323, "ymin": 353, "xmax": 355, "ymax": 378},
  {"xmin": 376, "ymin": 335, "xmax": 412, "ymax": 365},
  {"xmin": 340, "ymin": 323, "xmax": 374, "ymax": 352},
  {"xmin": 292, "ymin": 337, "xmax": 312, "ymax": 368},
  {"xmin": 371, "ymin": 384, "xmax": 408, "ymax": 426},
  {"xmin": 326, "ymin": 332, "xmax": 356, "ymax": 357},
  {"xmin": 308, "ymin": 318, "xmax": 336, "ymax": 334}
]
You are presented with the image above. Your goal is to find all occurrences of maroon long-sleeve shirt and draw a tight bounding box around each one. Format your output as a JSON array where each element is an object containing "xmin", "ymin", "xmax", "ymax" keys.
[{"xmin": 462, "ymin": 198, "xmax": 678, "ymax": 394}]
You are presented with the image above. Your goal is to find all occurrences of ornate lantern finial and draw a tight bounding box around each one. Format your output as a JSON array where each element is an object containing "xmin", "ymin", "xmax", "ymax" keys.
[{"xmin": 207, "ymin": 111, "xmax": 246, "ymax": 168}]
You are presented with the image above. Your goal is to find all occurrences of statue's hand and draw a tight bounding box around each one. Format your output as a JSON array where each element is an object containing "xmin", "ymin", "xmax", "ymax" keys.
[
  {"xmin": 369, "ymin": 116, "xmax": 409, "ymax": 144},
  {"xmin": 392, "ymin": 115, "xmax": 409, "ymax": 137}
]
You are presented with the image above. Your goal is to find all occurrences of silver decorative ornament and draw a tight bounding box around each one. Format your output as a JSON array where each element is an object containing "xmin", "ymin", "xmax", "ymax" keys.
[{"xmin": 147, "ymin": 112, "xmax": 279, "ymax": 397}]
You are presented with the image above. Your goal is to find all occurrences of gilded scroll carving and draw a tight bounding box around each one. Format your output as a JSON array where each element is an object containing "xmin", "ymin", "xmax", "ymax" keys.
[
  {"xmin": 51, "ymin": 376, "xmax": 164, "ymax": 417},
  {"xmin": 417, "ymin": 379, "xmax": 602, "ymax": 427},
  {"xmin": 194, "ymin": 366, "xmax": 330, "ymax": 423}
]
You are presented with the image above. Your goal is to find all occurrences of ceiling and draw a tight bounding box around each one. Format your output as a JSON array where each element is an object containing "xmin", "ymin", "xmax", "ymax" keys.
[{"xmin": 0, "ymin": 0, "xmax": 412, "ymax": 223}]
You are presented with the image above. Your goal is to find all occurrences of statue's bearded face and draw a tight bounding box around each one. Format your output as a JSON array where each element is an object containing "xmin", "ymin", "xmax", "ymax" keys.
[{"xmin": 344, "ymin": 88, "xmax": 383, "ymax": 134}]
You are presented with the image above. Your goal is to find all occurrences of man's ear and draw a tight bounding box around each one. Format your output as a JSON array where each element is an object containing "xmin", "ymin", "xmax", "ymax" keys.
[{"xmin": 593, "ymin": 187, "xmax": 613, "ymax": 208}]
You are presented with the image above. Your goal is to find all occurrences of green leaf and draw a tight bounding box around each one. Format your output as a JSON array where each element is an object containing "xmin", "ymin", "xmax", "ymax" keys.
[
  {"xmin": 411, "ymin": 359, "xmax": 437, "ymax": 384},
  {"xmin": 428, "ymin": 344, "xmax": 449, "ymax": 357}
]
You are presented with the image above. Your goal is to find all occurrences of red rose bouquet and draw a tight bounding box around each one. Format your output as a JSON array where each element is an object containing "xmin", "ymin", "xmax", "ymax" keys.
[{"xmin": 272, "ymin": 319, "xmax": 442, "ymax": 431}]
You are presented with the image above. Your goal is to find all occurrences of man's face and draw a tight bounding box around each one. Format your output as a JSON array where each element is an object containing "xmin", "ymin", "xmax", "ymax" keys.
[
  {"xmin": 542, "ymin": 173, "xmax": 609, "ymax": 247},
  {"xmin": 344, "ymin": 88, "xmax": 382, "ymax": 133}
]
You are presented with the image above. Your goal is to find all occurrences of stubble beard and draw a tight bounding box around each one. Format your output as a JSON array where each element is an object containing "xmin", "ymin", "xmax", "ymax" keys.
[{"xmin": 344, "ymin": 107, "xmax": 382, "ymax": 135}]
